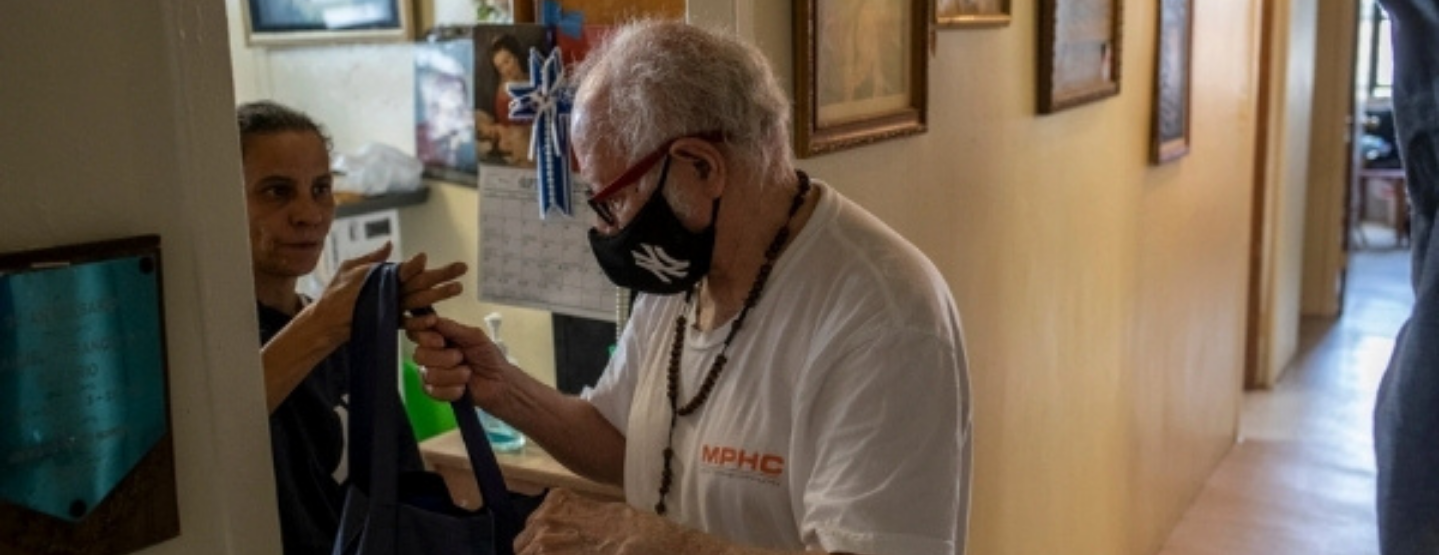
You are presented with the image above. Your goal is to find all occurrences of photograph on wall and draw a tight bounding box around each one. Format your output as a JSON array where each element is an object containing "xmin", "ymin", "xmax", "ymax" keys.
[
  {"xmin": 1037, "ymin": 0, "xmax": 1124, "ymax": 114},
  {"xmin": 794, "ymin": 0, "xmax": 928, "ymax": 157},
  {"xmin": 473, "ymin": 24, "xmax": 548, "ymax": 169},
  {"xmin": 816, "ymin": 0, "xmax": 911, "ymax": 127},
  {"xmin": 936, "ymin": 0, "xmax": 1011, "ymax": 28},
  {"xmin": 414, "ymin": 27, "xmax": 478, "ymax": 180},
  {"xmin": 1151, "ymin": 0, "xmax": 1192, "ymax": 164}
]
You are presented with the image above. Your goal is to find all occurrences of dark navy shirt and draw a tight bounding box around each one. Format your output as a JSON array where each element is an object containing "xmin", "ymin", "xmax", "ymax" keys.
[
  {"xmin": 258, "ymin": 301, "xmax": 422, "ymax": 555},
  {"xmin": 1374, "ymin": 2, "xmax": 1439, "ymax": 554}
]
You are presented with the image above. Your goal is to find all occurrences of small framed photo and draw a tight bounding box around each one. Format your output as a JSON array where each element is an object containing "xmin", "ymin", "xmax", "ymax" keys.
[
  {"xmin": 936, "ymin": 0, "xmax": 1011, "ymax": 29},
  {"xmin": 794, "ymin": 0, "xmax": 928, "ymax": 157},
  {"xmin": 1037, "ymin": 0, "xmax": 1124, "ymax": 114},
  {"xmin": 242, "ymin": 0, "xmax": 414, "ymax": 47},
  {"xmin": 1151, "ymin": 0, "xmax": 1192, "ymax": 164}
]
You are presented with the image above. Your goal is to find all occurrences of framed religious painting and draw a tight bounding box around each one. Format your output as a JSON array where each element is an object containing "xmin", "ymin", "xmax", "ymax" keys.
[
  {"xmin": 243, "ymin": 0, "xmax": 415, "ymax": 47},
  {"xmin": 794, "ymin": 0, "xmax": 928, "ymax": 157},
  {"xmin": 1151, "ymin": 0, "xmax": 1192, "ymax": 164},
  {"xmin": 936, "ymin": 0, "xmax": 1011, "ymax": 29},
  {"xmin": 1037, "ymin": 0, "xmax": 1124, "ymax": 114}
]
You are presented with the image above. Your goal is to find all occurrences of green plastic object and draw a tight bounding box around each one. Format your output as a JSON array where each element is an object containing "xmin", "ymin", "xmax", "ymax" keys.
[{"xmin": 401, "ymin": 358, "xmax": 457, "ymax": 441}]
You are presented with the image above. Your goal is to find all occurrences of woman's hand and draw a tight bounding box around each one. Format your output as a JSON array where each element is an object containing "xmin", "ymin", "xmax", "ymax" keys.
[
  {"xmin": 397, "ymin": 251, "xmax": 467, "ymax": 312},
  {"xmin": 304, "ymin": 242, "xmax": 394, "ymax": 346}
]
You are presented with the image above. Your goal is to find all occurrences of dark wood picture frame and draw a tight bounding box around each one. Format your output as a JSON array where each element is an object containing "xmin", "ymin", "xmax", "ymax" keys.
[
  {"xmin": 1151, "ymin": 0, "xmax": 1192, "ymax": 163},
  {"xmin": 936, "ymin": 0, "xmax": 1012, "ymax": 29},
  {"xmin": 1037, "ymin": 0, "xmax": 1124, "ymax": 114},
  {"xmin": 794, "ymin": 0, "xmax": 928, "ymax": 157}
]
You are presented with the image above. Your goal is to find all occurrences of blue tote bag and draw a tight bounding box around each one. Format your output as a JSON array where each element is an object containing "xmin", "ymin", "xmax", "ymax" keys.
[{"xmin": 333, "ymin": 264, "xmax": 529, "ymax": 555}]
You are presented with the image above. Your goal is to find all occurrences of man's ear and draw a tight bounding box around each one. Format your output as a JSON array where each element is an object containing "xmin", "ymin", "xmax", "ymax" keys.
[
  {"xmin": 669, "ymin": 137, "xmax": 725, "ymax": 195},
  {"xmin": 691, "ymin": 158, "xmax": 712, "ymax": 179}
]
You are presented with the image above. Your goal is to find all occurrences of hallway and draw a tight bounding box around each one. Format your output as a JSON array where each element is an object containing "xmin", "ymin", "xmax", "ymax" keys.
[{"xmin": 1158, "ymin": 242, "xmax": 1413, "ymax": 555}]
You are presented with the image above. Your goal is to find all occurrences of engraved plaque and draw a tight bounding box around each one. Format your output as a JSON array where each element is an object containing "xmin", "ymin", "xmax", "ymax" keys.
[{"xmin": 0, "ymin": 235, "xmax": 177, "ymax": 555}]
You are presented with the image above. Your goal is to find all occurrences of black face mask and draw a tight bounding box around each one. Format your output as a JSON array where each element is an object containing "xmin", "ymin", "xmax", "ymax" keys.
[{"xmin": 587, "ymin": 156, "xmax": 718, "ymax": 295}]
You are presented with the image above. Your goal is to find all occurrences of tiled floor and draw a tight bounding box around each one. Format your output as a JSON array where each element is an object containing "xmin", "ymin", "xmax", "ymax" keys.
[{"xmin": 1158, "ymin": 234, "xmax": 1413, "ymax": 555}]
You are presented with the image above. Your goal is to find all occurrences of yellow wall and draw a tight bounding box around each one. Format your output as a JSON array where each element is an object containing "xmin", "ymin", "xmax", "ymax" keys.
[{"xmin": 724, "ymin": 1, "xmax": 1260, "ymax": 553}]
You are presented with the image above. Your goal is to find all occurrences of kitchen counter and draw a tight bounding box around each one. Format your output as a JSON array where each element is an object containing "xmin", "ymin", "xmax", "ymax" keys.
[{"xmin": 420, "ymin": 429, "xmax": 624, "ymax": 509}]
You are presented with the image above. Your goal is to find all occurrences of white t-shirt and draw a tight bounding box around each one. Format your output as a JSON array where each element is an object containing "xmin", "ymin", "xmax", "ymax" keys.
[{"xmin": 584, "ymin": 181, "xmax": 972, "ymax": 555}]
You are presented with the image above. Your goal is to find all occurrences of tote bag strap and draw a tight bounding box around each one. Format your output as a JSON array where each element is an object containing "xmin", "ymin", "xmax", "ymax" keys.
[
  {"xmin": 407, "ymin": 306, "xmax": 522, "ymax": 549},
  {"xmin": 349, "ymin": 264, "xmax": 522, "ymax": 553},
  {"xmin": 347, "ymin": 263, "xmax": 403, "ymax": 553}
]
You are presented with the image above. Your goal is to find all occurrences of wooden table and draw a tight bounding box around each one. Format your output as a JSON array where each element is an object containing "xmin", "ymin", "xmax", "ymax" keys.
[
  {"xmin": 420, "ymin": 429, "xmax": 624, "ymax": 510},
  {"xmin": 1355, "ymin": 167, "xmax": 1410, "ymax": 247}
]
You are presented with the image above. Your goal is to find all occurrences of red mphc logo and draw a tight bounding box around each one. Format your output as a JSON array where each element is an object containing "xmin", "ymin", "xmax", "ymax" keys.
[{"xmin": 700, "ymin": 444, "xmax": 786, "ymax": 476}]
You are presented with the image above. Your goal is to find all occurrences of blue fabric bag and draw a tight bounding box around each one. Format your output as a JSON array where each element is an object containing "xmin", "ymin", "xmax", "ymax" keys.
[{"xmin": 333, "ymin": 263, "xmax": 533, "ymax": 555}]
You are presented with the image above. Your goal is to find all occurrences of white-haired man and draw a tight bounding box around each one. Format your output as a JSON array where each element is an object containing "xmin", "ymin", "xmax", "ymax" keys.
[{"xmin": 408, "ymin": 20, "xmax": 971, "ymax": 555}]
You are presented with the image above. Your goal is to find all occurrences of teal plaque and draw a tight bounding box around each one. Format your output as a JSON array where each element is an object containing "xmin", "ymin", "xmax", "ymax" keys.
[{"xmin": 0, "ymin": 236, "xmax": 171, "ymax": 532}]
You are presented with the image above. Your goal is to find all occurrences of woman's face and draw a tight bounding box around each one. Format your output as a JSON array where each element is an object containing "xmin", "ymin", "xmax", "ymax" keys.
[
  {"xmin": 242, "ymin": 130, "xmax": 334, "ymax": 286},
  {"xmin": 493, "ymin": 49, "xmax": 525, "ymax": 82}
]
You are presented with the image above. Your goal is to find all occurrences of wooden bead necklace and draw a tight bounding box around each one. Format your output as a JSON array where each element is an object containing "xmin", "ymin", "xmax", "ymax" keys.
[{"xmin": 655, "ymin": 171, "xmax": 811, "ymax": 515}]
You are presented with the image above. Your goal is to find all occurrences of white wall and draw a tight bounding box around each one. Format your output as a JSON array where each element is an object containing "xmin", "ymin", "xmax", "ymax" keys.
[{"xmin": 0, "ymin": 1, "xmax": 279, "ymax": 553}]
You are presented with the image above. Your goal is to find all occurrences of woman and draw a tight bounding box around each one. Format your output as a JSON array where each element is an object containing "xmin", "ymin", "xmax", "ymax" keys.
[{"xmin": 237, "ymin": 100, "xmax": 467, "ymax": 554}]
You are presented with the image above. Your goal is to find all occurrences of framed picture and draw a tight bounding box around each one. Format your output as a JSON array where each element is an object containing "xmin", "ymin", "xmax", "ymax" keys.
[
  {"xmin": 1151, "ymin": 0, "xmax": 1192, "ymax": 164},
  {"xmin": 794, "ymin": 0, "xmax": 928, "ymax": 157},
  {"xmin": 936, "ymin": 0, "xmax": 1011, "ymax": 29},
  {"xmin": 472, "ymin": 24, "xmax": 548, "ymax": 169},
  {"xmin": 1037, "ymin": 0, "xmax": 1124, "ymax": 114},
  {"xmin": 414, "ymin": 26, "xmax": 478, "ymax": 180},
  {"xmin": 242, "ymin": 0, "xmax": 414, "ymax": 47}
]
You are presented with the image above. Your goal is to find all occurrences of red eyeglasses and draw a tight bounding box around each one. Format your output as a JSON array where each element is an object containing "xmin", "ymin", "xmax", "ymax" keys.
[{"xmin": 586, "ymin": 131, "xmax": 722, "ymax": 226}]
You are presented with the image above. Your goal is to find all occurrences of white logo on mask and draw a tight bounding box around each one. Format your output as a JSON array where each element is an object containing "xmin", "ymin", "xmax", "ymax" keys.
[{"xmin": 633, "ymin": 244, "xmax": 690, "ymax": 284}]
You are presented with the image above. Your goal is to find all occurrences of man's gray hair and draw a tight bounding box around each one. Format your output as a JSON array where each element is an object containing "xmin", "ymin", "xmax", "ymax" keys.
[{"xmin": 572, "ymin": 20, "xmax": 793, "ymax": 182}]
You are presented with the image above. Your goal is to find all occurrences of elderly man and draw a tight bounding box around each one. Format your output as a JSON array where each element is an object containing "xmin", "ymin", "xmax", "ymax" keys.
[
  {"xmin": 408, "ymin": 20, "xmax": 971, "ymax": 555},
  {"xmin": 1373, "ymin": 1, "xmax": 1439, "ymax": 554}
]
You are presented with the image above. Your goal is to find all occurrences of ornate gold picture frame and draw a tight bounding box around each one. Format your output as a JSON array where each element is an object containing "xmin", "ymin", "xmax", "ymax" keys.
[{"xmin": 794, "ymin": 0, "xmax": 929, "ymax": 157}]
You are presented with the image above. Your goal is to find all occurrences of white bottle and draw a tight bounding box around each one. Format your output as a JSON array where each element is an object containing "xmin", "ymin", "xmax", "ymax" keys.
[{"xmin": 480, "ymin": 312, "xmax": 526, "ymax": 452}]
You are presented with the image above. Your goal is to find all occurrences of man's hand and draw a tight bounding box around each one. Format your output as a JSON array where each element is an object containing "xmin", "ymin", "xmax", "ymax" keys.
[{"xmin": 404, "ymin": 316, "xmax": 512, "ymax": 408}]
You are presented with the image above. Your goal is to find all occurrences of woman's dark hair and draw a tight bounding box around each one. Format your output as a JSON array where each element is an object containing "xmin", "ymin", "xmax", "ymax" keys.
[
  {"xmin": 236, "ymin": 100, "xmax": 332, "ymax": 155},
  {"xmin": 488, "ymin": 33, "xmax": 526, "ymax": 66}
]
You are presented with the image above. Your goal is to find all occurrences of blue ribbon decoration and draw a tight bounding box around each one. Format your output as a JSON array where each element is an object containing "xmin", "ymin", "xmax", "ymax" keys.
[
  {"xmin": 541, "ymin": 0, "xmax": 584, "ymax": 40},
  {"xmin": 507, "ymin": 47, "xmax": 574, "ymax": 219}
]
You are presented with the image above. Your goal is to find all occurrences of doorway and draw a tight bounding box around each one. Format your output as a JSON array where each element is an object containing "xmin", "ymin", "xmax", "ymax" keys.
[
  {"xmin": 1245, "ymin": 0, "xmax": 1407, "ymax": 389},
  {"xmin": 1348, "ymin": 0, "xmax": 1406, "ymax": 255}
]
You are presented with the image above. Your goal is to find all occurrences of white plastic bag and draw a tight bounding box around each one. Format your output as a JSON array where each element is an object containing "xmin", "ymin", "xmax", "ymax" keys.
[{"xmin": 332, "ymin": 143, "xmax": 424, "ymax": 195}]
